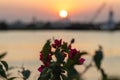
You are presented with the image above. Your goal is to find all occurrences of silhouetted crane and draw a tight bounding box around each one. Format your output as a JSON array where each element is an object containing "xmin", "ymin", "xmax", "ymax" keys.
[{"xmin": 90, "ymin": 2, "xmax": 106, "ymax": 23}]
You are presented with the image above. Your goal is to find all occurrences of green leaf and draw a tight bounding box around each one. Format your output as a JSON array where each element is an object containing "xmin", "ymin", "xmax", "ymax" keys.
[
  {"xmin": 22, "ymin": 70, "xmax": 31, "ymax": 79},
  {"xmin": 66, "ymin": 59, "xmax": 75, "ymax": 68},
  {"xmin": 40, "ymin": 68, "xmax": 51, "ymax": 79},
  {"xmin": 61, "ymin": 74, "xmax": 68, "ymax": 80},
  {"xmin": 0, "ymin": 52, "xmax": 7, "ymax": 59},
  {"xmin": 80, "ymin": 51, "xmax": 88, "ymax": 56},
  {"xmin": 61, "ymin": 42, "xmax": 69, "ymax": 53},
  {"xmin": 38, "ymin": 76, "xmax": 49, "ymax": 80},
  {"xmin": 8, "ymin": 77, "xmax": 17, "ymax": 80},
  {"xmin": 0, "ymin": 64, "xmax": 7, "ymax": 78},
  {"xmin": 67, "ymin": 68, "xmax": 80, "ymax": 80},
  {"xmin": 1, "ymin": 61, "xmax": 8, "ymax": 71},
  {"xmin": 55, "ymin": 49, "xmax": 63, "ymax": 63},
  {"xmin": 39, "ymin": 73, "xmax": 50, "ymax": 80},
  {"xmin": 73, "ymin": 53, "xmax": 81, "ymax": 62},
  {"xmin": 42, "ymin": 40, "xmax": 51, "ymax": 59}
]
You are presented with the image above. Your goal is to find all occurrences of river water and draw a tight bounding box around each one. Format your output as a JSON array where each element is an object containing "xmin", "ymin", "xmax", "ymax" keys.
[{"xmin": 0, "ymin": 30, "xmax": 120, "ymax": 80}]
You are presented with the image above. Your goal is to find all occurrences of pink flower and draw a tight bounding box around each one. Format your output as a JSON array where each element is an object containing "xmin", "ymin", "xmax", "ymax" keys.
[
  {"xmin": 44, "ymin": 62, "xmax": 50, "ymax": 67},
  {"xmin": 69, "ymin": 49, "xmax": 78, "ymax": 59},
  {"xmin": 52, "ymin": 44, "xmax": 56, "ymax": 48},
  {"xmin": 40, "ymin": 51, "xmax": 52, "ymax": 62},
  {"xmin": 52, "ymin": 39, "xmax": 62, "ymax": 48},
  {"xmin": 38, "ymin": 65, "xmax": 45, "ymax": 72},
  {"xmin": 40, "ymin": 52, "xmax": 43, "ymax": 61},
  {"xmin": 79, "ymin": 58, "xmax": 85, "ymax": 65}
]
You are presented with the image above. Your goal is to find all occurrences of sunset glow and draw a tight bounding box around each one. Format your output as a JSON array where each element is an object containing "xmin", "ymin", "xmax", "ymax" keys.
[{"xmin": 0, "ymin": 0, "xmax": 120, "ymax": 22}]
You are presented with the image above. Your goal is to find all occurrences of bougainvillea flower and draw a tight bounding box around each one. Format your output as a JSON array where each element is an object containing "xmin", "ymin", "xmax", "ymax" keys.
[
  {"xmin": 44, "ymin": 62, "xmax": 50, "ymax": 67},
  {"xmin": 38, "ymin": 38, "xmax": 86, "ymax": 80},
  {"xmin": 52, "ymin": 44, "xmax": 56, "ymax": 48},
  {"xmin": 40, "ymin": 52, "xmax": 43, "ymax": 61},
  {"xmin": 79, "ymin": 58, "xmax": 85, "ymax": 65},
  {"xmin": 52, "ymin": 39, "xmax": 62, "ymax": 48},
  {"xmin": 38, "ymin": 65, "xmax": 45, "ymax": 72},
  {"xmin": 69, "ymin": 49, "xmax": 78, "ymax": 59},
  {"xmin": 40, "ymin": 51, "xmax": 52, "ymax": 62}
]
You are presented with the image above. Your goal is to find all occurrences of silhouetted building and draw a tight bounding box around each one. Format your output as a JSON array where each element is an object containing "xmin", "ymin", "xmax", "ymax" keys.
[
  {"xmin": 9, "ymin": 21, "xmax": 26, "ymax": 29},
  {"xmin": 0, "ymin": 21, "xmax": 8, "ymax": 30}
]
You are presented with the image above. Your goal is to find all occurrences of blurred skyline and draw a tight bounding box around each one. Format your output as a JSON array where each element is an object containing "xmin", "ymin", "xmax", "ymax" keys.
[{"xmin": 0, "ymin": 0, "xmax": 120, "ymax": 23}]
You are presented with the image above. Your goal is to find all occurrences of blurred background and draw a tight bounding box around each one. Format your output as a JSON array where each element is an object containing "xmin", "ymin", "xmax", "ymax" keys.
[{"xmin": 0, "ymin": 0, "xmax": 120, "ymax": 80}]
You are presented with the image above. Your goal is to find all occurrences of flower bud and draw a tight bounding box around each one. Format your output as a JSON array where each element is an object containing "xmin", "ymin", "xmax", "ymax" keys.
[
  {"xmin": 79, "ymin": 58, "xmax": 85, "ymax": 65},
  {"xmin": 71, "ymin": 38, "xmax": 75, "ymax": 44}
]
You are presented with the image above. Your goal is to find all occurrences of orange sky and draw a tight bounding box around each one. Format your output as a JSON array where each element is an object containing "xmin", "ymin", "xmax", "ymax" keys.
[{"xmin": 0, "ymin": 0, "xmax": 120, "ymax": 22}]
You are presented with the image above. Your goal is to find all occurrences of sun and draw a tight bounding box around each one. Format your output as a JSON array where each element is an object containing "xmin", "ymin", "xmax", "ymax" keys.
[{"xmin": 59, "ymin": 10, "xmax": 68, "ymax": 18}]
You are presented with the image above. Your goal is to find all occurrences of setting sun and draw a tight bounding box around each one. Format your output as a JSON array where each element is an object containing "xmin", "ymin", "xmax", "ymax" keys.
[{"xmin": 59, "ymin": 10, "xmax": 68, "ymax": 18}]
